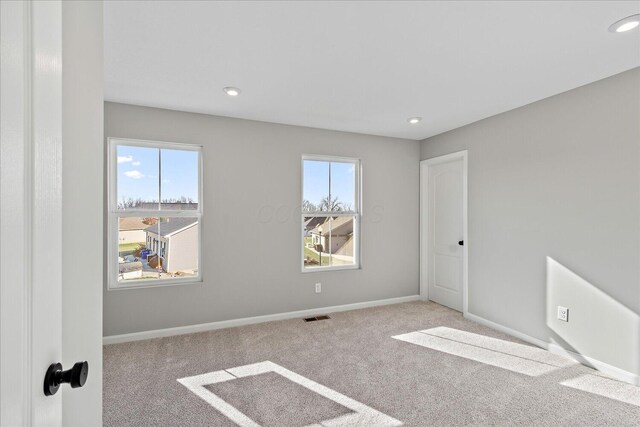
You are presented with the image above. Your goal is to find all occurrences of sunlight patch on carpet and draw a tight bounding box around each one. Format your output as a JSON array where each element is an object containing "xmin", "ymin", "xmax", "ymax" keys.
[
  {"xmin": 178, "ymin": 361, "xmax": 403, "ymax": 426},
  {"xmin": 561, "ymin": 374, "xmax": 640, "ymax": 407},
  {"xmin": 393, "ymin": 327, "xmax": 576, "ymax": 376}
]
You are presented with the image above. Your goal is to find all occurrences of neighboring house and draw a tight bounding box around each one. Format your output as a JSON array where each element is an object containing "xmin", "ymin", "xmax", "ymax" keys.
[
  {"xmin": 118, "ymin": 217, "xmax": 148, "ymax": 244},
  {"xmin": 118, "ymin": 261, "xmax": 143, "ymax": 280},
  {"xmin": 145, "ymin": 217, "xmax": 199, "ymax": 274},
  {"xmin": 303, "ymin": 216, "xmax": 325, "ymax": 237},
  {"xmin": 309, "ymin": 217, "xmax": 353, "ymax": 255}
]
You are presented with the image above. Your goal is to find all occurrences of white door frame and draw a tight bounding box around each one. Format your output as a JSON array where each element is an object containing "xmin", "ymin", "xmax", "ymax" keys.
[
  {"xmin": 419, "ymin": 150, "xmax": 468, "ymax": 315},
  {"xmin": 1, "ymin": 1, "xmax": 63, "ymax": 425}
]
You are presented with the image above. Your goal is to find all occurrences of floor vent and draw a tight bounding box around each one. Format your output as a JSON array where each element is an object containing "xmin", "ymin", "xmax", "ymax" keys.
[{"xmin": 304, "ymin": 315, "xmax": 331, "ymax": 322}]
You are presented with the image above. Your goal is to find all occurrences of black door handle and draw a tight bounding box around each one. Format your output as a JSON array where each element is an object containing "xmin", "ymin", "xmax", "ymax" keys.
[
  {"xmin": 44, "ymin": 361, "xmax": 88, "ymax": 396},
  {"xmin": 458, "ymin": 240, "xmax": 464, "ymax": 246}
]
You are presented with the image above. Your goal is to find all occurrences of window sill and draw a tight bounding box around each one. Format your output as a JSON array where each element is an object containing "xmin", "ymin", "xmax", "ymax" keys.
[
  {"xmin": 107, "ymin": 277, "xmax": 203, "ymax": 291},
  {"xmin": 301, "ymin": 265, "xmax": 361, "ymax": 273}
]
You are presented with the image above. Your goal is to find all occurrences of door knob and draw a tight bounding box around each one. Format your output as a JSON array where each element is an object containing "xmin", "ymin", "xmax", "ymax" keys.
[
  {"xmin": 44, "ymin": 361, "xmax": 89, "ymax": 396},
  {"xmin": 458, "ymin": 240, "xmax": 464, "ymax": 246}
]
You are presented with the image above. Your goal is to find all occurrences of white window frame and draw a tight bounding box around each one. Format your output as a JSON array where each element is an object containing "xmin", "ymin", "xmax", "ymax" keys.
[
  {"xmin": 301, "ymin": 154, "xmax": 361, "ymax": 272},
  {"xmin": 107, "ymin": 137, "xmax": 203, "ymax": 290}
]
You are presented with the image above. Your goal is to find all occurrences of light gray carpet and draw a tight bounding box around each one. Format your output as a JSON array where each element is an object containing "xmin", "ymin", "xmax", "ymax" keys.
[
  {"xmin": 104, "ymin": 301, "xmax": 640, "ymax": 426},
  {"xmin": 205, "ymin": 371, "xmax": 353, "ymax": 426}
]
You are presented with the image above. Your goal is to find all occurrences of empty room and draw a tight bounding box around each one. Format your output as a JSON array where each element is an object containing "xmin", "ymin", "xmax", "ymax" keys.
[{"xmin": 1, "ymin": 1, "xmax": 640, "ymax": 426}]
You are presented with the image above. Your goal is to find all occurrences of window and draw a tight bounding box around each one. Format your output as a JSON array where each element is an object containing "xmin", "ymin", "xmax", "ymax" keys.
[
  {"xmin": 108, "ymin": 138, "xmax": 202, "ymax": 289},
  {"xmin": 302, "ymin": 155, "xmax": 360, "ymax": 271}
]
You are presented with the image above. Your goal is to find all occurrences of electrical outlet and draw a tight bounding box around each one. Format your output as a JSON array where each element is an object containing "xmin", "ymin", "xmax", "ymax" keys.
[
  {"xmin": 315, "ymin": 283, "xmax": 321, "ymax": 293},
  {"xmin": 557, "ymin": 306, "xmax": 569, "ymax": 322}
]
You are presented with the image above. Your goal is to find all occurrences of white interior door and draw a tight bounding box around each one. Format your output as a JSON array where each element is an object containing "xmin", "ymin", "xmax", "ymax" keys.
[
  {"xmin": 2, "ymin": 1, "xmax": 103, "ymax": 425},
  {"xmin": 1, "ymin": 1, "xmax": 63, "ymax": 424},
  {"xmin": 2, "ymin": 1, "xmax": 62, "ymax": 425},
  {"xmin": 424, "ymin": 154, "xmax": 466, "ymax": 312}
]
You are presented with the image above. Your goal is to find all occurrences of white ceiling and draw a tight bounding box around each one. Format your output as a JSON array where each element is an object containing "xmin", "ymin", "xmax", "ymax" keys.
[{"xmin": 104, "ymin": 1, "xmax": 640, "ymax": 140}]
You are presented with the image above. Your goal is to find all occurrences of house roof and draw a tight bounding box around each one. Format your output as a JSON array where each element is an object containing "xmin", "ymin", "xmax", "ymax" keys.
[
  {"xmin": 304, "ymin": 217, "xmax": 325, "ymax": 231},
  {"xmin": 119, "ymin": 217, "xmax": 148, "ymax": 231},
  {"xmin": 145, "ymin": 217, "xmax": 198, "ymax": 237}
]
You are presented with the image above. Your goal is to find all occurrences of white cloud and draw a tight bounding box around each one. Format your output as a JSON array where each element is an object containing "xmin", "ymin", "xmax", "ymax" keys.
[
  {"xmin": 162, "ymin": 179, "xmax": 171, "ymax": 184},
  {"xmin": 132, "ymin": 161, "xmax": 141, "ymax": 166},
  {"xmin": 117, "ymin": 155, "xmax": 133, "ymax": 164},
  {"xmin": 124, "ymin": 170, "xmax": 144, "ymax": 179}
]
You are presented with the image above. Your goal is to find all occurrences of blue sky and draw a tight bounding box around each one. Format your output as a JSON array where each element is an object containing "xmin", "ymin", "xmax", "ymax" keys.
[
  {"xmin": 117, "ymin": 146, "xmax": 199, "ymax": 203},
  {"xmin": 303, "ymin": 160, "xmax": 355, "ymax": 209},
  {"xmin": 117, "ymin": 149, "xmax": 352, "ymax": 209}
]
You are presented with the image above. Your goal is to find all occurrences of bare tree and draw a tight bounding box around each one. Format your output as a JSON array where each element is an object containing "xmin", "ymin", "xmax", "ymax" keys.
[
  {"xmin": 318, "ymin": 196, "xmax": 346, "ymax": 212},
  {"xmin": 302, "ymin": 199, "xmax": 317, "ymax": 212},
  {"xmin": 118, "ymin": 197, "xmax": 146, "ymax": 210},
  {"xmin": 161, "ymin": 196, "xmax": 195, "ymax": 203},
  {"xmin": 118, "ymin": 196, "xmax": 196, "ymax": 209}
]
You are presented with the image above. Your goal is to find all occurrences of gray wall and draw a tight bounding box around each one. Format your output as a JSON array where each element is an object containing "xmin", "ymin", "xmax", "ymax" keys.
[
  {"xmin": 104, "ymin": 102, "xmax": 420, "ymax": 336},
  {"xmin": 421, "ymin": 68, "xmax": 640, "ymax": 376},
  {"xmin": 62, "ymin": 1, "xmax": 103, "ymax": 425}
]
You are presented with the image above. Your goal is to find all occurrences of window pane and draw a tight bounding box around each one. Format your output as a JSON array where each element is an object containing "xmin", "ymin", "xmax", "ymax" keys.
[
  {"xmin": 118, "ymin": 217, "xmax": 159, "ymax": 282},
  {"xmin": 329, "ymin": 162, "xmax": 356, "ymax": 212},
  {"xmin": 155, "ymin": 216, "xmax": 199, "ymax": 279},
  {"xmin": 327, "ymin": 216, "xmax": 356, "ymax": 266},
  {"xmin": 160, "ymin": 149, "xmax": 199, "ymax": 210},
  {"xmin": 117, "ymin": 146, "xmax": 159, "ymax": 210},
  {"xmin": 303, "ymin": 216, "xmax": 331, "ymax": 268},
  {"xmin": 303, "ymin": 160, "xmax": 329, "ymax": 212}
]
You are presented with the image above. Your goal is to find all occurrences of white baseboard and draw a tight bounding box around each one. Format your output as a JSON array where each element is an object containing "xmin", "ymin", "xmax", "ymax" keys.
[
  {"xmin": 547, "ymin": 343, "xmax": 639, "ymax": 386},
  {"xmin": 464, "ymin": 311, "xmax": 639, "ymax": 386},
  {"xmin": 463, "ymin": 312, "xmax": 549, "ymax": 349},
  {"xmin": 103, "ymin": 294, "xmax": 421, "ymax": 345}
]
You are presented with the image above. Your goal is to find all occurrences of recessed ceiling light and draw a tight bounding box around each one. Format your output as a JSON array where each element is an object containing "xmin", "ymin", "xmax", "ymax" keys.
[
  {"xmin": 223, "ymin": 86, "xmax": 241, "ymax": 96},
  {"xmin": 609, "ymin": 14, "xmax": 640, "ymax": 33},
  {"xmin": 407, "ymin": 117, "xmax": 422, "ymax": 124}
]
